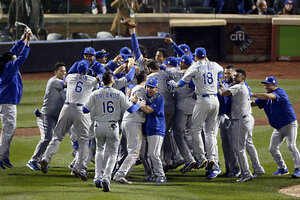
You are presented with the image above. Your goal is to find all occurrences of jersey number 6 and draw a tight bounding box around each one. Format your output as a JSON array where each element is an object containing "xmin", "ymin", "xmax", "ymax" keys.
[{"xmin": 75, "ymin": 81, "xmax": 83, "ymax": 93}]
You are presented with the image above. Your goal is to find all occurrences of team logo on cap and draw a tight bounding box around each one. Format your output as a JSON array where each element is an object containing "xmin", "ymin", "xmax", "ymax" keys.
[
  {"xmin": 184, "ymin": 48, "xmax": 188, "ymax": 52},
  {"xmin": 87, "ymin": 48, "xmax": 91, "ymax": 52},
  {"xmin": 149, "ymin": 79, "xmax": 154, "ymax": 84},
  {"xmin": 273, "ymin": 80, "xmax": 276, "ymax": 83},
  {"xmin": 168, "ymin": 61, "xmax": 170, "ymax": 64},
  {"xmin": 182, "ymin": 59, "xmax": 185, "ymax": 62}
]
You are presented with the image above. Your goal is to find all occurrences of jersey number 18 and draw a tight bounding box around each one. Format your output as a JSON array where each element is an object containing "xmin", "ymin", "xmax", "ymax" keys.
[{"xmin": 203, "ymin": 72, "xmax": 213, "ymax": 85}]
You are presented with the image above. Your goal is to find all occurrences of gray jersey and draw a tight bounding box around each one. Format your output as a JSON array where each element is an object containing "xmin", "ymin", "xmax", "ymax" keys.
[
  {"xmin": 228, "ymin": 82, "xmax": 252, "ymax": 119},
  {"xmin": 136, "ymin": 54, "xmax": 145, "ymax": 71},
  {"xmin": 171, "ymin": 68, "xmax": 196, "ymax": 115},
  {"xmin": 182, "ymin": 61, "xmax": 223, "ymax": 96},
  {"xmin": 41, "ymin": 76, "xmax": 65, "ymax": 117},
  {"xmin": 123, "ymin": 85, "xmax": 146, "ymax": 123},
  {"xmin": 84, "ymin": 86, "xmax": 132, "ymax": 122},
  {"xmin": 65, "ymin": 74, "xmax": 98, "ymax": 104},
  {"xmin": 148, "ymin": 71, "xmax": 174, "ymax": 110},
  {"xmin": 113, "ymin": 76, "xmax": 128, "ymax": 90}
]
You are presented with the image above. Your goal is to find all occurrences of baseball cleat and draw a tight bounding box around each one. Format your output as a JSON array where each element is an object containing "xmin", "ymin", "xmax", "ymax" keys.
[
  {"xmin": 73, "ymin": 170, "xmax": 88, "ymax": 181},
  {"xmin": 118, "ymin": 177, "xmax": 132, "ymax": 184},
  {"xmin": 143, "ymin": 176, "xmax": 154, "ymax": 182},
  {"xmin": 236, "ymin": 175, "xmax": 253, "ymax": 182},
  {"xmin": 207, "ymin": 168, "xmax": 221, "ymax": 179},
  {"xmin": 205, "ymin": 160, "xmax": 214, "ymax": 171},
  {"xmin": 195, "ymin": 160, "xmax": 208, "ymax": 169},
  {"xmin": 253, "ymin": 171, "xmax": 265, "ymax": 178},
  {"xmin": 272, "ymin": 168, "xmax": 289, "ymax": 175},
  {"xmin": 41, "ymin": 160, "xmax": 48, "ymax": 173},
  {"xmin": 2, "ymin": 158, "xmax": 14, "ymax": 168},
  {"xmin": 180, "ymin": 162, "xmax": 196, "ymax": 174},
  {"xmin": 153, "ymin": 176, "xmax": 167, "ymax": 183},
  {"xmin": 0, "ymin": 160, "xmax": 6, "ymax": 169},
  {"xmin": 102, "ymin": 178, "xmax": 110, "ymax": 192},
  {"xmin": 228, "ymin": 171, "xmax": 241, "ymax": 178},
  {"xmin": 26, "ymin": 162, "xmax": 40, "ymax": 171},
  {"xmin": 292, "ymin": 168, "xmax": 300, "ymax": 178},
  {"xmin": 94, "ymin": 180, "xmax": 103, "ymax": 188}
]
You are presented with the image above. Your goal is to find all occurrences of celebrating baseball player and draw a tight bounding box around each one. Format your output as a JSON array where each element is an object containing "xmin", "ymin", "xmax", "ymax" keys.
[
  {"xmin": 252, "ymin": 76, "xmax": 300, "ymax": 178},
  {"xmin": 26, "ymin": 62, "xmax": 67, "ymax": 171},
  {"xmin": 0, "ymin": 29, "xmax": 31, "ymax": 169},
  {"xmin": 40, "ymin": 60, "xmax": 99, "ymax": 181},
  {"xmin": 219, "ymin": 69, "xmax": 264, "ymax": 182},
  {"xmin": 172, "ymin": 47, "xmax": 223, "ymax": 179},
  {"xmin": 82, "ymin": 69, "xmax": 141, "ymax": 192}
]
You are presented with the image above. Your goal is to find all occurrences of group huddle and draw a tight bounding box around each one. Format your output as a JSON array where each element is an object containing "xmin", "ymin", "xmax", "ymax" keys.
[{"xmin": 0, "ymin": 23, "xmax": 299, "ymax": 193}]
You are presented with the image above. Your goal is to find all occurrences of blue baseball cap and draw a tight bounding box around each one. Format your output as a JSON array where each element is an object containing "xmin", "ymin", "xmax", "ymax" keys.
[
  {"xmin": 95, "ymin": 49, "xmax": 109, "ymax": 59},
  {"xmin": 284, "ymin": 0, "xmax": 294, "ymax": 5},
  {"xmin": 163, "ymin": 57, "xmax": 179, "ymax": 67},
  {"xmin": 261, "ymin": 76, "xmax": 277, "ymax": 85},
  {"xmin": 77, "ymin": 60, "xmax": 89, "ymax": 74},
  {"xmin": 146, "ymin": 78, "xmax": 158, "ymax": 88},
  {"xmin": 120, "ymin": 47, "xmax": 133, "ymax": 61},
  {"xmin": 194, "ymin": 47, "xmax": 206, "ymax": 58},
  {"xmin": 179, "ymin": 44, "xmax": 190, "ymax": 53},
  {"xmin": 83, "ymin": 47, "xmax": 95, "ymax": 55},
  {"xmin": 179, "ymin": 55, "xmax": 193, "ymax": 66}
]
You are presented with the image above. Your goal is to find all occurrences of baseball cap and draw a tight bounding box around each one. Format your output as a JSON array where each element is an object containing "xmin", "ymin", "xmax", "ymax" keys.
[
  {"xmin": 95, "ymin": 49, "xmax": 109, "ymax": 59},
  {"xmin": 179, "ymin": 44, "xmax": 190, "ymax": 53},
  {"xmin": 179, "ymin": 55, "xmax": 193, "ymax": 66},
  {"xmin": 193, "ymin": 47, "xmax": 206, "ymax": 58},
  {"xmin": 261, "ymin": 76, "xmax": 277, "ymax": 85},
  {"xmin": 77, "ymin": 60, "xmax": 89, "ymax": 74},
  {"xmin": 83, "ymin": 47, "xmax": 96, "ymax": 55},
  {"xmin": 120, "ymin": 47, "xmax": 133, "ymax": 61},
  {"xmin": 163, "ymin": 57, "xmax": 179, "ymax": 67},
  {"xmin": 145, "ymin": 78, "xmax": 158, "ymax": 88},
  {"xmin": 284, "ymin": 0, "xmax": 294, "ymax": 5}
]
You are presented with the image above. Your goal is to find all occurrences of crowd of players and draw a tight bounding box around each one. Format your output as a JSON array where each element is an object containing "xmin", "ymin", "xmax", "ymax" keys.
[{"xmin": 0, "ymin": 18, "xmax": 300, "ymax": 193}]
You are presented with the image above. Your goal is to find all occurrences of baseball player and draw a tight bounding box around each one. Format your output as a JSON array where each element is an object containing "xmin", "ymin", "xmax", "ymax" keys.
[
  {"xmin": 40, "ymin": 60, "xmax": 99, "ymax": 181},
  {"xmin": 217, "ymin": 65, "xmax": 240, "ymax": 177},
  {"xmin": 219, "ymin": 69, "xmax": 261, "ymax": 182},
  {"xmin": 136, "ymin": 78, "xmax": 167, "ymax": 183},
  {"xmin": 172, "ymin": 47, "xmax": 223, "ymax": 179},
  {"xmin": 26, "ymin": 63, "xmax": 67, "ymax": 170},
  {"xmin": 252, "ymin": 76, "xmax": 300, "ymax": 178},
  {"xmin": 68, "ymin": 47, "xmax": 105, "ymax": 78},
  {"xmin": 82, "ymin": 70, "xmax": 141, "ymax": 192},
  {"xmin": 113, "ymin": 71, "xmax": 148, "ymax": 184},
  {"xmin": 170, "ymin": 55, "xmax": 197, "ymax": 174},
  {"xmin": 165, "ymin": 37, "xmax": 192, "ymax": 58},
  {"xmin": 0, "ymin": 30, "xmax": 31, "ymax": 169},
  {"xmin": 155, "ymin": 48, "xmax": 168, "ymax": 65},
  {"xmin": 96, "ymin": 49, "xmax": 109, "ymax": 65}
]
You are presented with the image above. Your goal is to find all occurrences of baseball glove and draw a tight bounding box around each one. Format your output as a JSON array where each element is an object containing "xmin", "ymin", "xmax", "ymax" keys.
[{"xmin": 120, "ymin": 18, "xmax": 136, "ymax": 28}]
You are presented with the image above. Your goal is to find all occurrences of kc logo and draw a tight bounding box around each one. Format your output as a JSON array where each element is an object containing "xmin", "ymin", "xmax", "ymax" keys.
[{"xmin": 228, "ymin": 26, "xmax": 253, "ymax": 52}]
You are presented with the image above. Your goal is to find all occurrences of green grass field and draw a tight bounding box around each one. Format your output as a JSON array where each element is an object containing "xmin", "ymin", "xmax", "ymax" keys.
[{"xmin": 0, "ymin": 79, "xmax": 300, "ymax": 199}]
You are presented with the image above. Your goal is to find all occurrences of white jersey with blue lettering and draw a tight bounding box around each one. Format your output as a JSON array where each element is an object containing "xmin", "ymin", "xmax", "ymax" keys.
[
  {"xmin": 84, "ymin": 86, "xmax": 133, "ymax": 122},
  {"xmin": 65, "ymin": 74, "xmax": 98, "ymax": 104},
  {"xmin": 182, "ymin": 61, "xmax": 223, "ymax": 96}
]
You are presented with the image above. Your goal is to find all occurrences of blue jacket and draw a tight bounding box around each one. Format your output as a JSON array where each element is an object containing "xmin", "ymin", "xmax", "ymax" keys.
[{"xmin": 0, "ymin": 40, "xmax": 30, "ymax": 104}]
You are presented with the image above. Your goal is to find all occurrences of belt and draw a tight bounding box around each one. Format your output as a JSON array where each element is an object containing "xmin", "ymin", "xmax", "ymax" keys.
[
  {"xmin": 65, "ymin": 102, "xmax": 83, "ymax": 106},
  {"xmin": 202, "ymin": 94, "xmax": 217, "ymax": 97}
]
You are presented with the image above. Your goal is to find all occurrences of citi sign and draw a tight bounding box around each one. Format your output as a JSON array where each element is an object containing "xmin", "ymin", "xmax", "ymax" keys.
[{"xmin": 230, "ymin": 31, "xmax": 245, "ymax": 41}]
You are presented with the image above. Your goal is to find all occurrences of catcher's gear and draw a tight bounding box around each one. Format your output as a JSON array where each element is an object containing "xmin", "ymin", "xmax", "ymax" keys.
[{"xmin": 120, "ymin": 18, "xmax": 136, "ymax": 28}]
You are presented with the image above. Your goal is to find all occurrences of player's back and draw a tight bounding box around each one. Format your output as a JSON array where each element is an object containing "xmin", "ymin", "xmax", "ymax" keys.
[
  {"xmin": 65, "ymin": 73, "xmax": 98, "ymax": 104},
  {"xmin": 188, "ymin": 61, "xmax": 223, "ymax": 95},
  {"xmin": 89, "ymin": 87, "xmax": 131, "ymax": 122}
]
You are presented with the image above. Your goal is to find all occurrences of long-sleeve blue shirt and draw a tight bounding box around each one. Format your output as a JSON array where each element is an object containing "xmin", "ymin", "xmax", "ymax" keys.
[{"xmin": 0, "ymin": 40, "xmax": 30, "ymax": 104}]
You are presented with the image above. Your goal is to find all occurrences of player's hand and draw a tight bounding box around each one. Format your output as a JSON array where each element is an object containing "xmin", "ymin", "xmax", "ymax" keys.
[
  {"xmin": 165, "ymin": 37, "xmax": 173, "ymax": 44},
  {"xmin": 218, "ymin": 80, "xmax": 223, "ymax": 88},
  {"xmin": 127, "ymin": 57, "xmax": 135, "ymax": 68},
  {"xmin": 167, "ymin": 80, "xmax": 176, "ymax": 89}
]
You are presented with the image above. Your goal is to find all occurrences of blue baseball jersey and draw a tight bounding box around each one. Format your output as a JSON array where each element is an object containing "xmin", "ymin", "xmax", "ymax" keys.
[
  {"xmin": 0, "ymin": 40, "xmax": 30, "ymax": 104},
  {"xmin": 144, "ymin": 92, "xmax": 165, "ymax": 137},
  {"xmin": 68, "ymin": 60, "xmax": 105, "ymax": 77},
  {"xmin": 255, "ymin": 87, "xmax": 297, "ymax": 129},
  {"xmin": 218, "ymin": 79, "xmax": 233, "ymax": 116}
]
